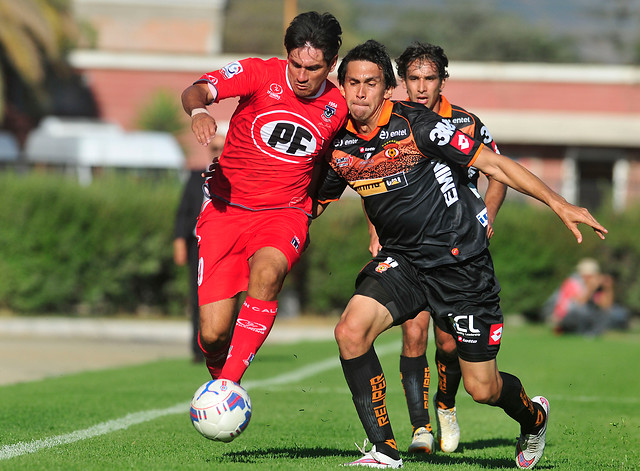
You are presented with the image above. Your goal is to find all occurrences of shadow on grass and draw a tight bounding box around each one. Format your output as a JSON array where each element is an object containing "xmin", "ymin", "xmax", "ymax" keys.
[
  {"xmin": 215, "ymin": 440, "xmax": 556, "ymax": 469},
  {"xmin": 215, "ymin": 446, "xmax": 355, "ymax": 463}
]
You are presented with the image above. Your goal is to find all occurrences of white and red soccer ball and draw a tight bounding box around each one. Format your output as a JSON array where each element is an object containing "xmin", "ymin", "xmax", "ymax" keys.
[{"xmin": 189, "ymin": 379, "xmax": 252, "ymax": 442}]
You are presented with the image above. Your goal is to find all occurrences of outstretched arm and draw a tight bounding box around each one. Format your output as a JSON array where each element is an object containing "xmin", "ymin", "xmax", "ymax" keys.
[
  {"xmin": 483, "ymin": 176, "xmax": 507, "ymax": 239},
  {"xmin": 181, "ymin": 83, "xmax": 218, "ymax": 146},
  {"xmin": 472, "ymin": 147, "xmax": 607, "ymax": 243}
]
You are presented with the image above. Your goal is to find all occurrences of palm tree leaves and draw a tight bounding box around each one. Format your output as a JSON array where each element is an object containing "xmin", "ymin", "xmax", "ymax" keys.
[{"xmin": 0, "ymin": 0, "xmax": 79, "ymax": 119}]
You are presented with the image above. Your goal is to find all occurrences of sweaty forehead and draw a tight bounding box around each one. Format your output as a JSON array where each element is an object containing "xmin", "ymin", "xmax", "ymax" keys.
[{"xmin": 407, "ymin": 59, "xmax": 438, "ymax": 76}]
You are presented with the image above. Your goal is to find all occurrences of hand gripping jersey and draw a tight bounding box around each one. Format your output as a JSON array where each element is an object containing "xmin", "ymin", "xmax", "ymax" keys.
[
  {"xmin": 195, "ymin": 58, "xmax": 348, "ymax": 214},
  {"xmin": 438, "ymin": 95, "xmax": 500, "ymax": 186},
  {"xmin": 317, "ymin": 100, "xmax": 489, "ymax": 268}
]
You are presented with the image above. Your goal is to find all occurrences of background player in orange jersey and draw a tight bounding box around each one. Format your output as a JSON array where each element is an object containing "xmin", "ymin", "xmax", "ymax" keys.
[
  {"xmin": 181, "ymin": 11, "xmax": 347, "ymax": 384},
  {"xmin": 365, "ymin": 41, "xmax": 508, "ymax": 455}
]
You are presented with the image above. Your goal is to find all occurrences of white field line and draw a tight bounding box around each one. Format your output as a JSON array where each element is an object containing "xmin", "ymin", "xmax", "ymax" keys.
[{"xmin": 0, "ymin": 340, "xmax": 401, "ymax": 461}]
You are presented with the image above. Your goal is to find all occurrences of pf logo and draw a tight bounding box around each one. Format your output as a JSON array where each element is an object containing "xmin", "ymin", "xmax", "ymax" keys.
[{"xmin": 252, "ymin": 110, "xmax": 321, "ymax": 163}]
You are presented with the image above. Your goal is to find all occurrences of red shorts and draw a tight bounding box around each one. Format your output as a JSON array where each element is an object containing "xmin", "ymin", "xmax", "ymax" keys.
[{"xmin": 196, "ymin": 198, "xmax": 310, "ymax": 305}]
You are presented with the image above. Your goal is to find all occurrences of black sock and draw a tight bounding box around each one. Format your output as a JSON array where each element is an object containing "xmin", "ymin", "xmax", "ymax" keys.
[
  {"xmin": 341, "ymin": 347, "xmax": 400, "ymax": 460},
  {"xmin": 493, "ymin": 372, "xmax": 546, "ymax": 434},
  {"xmin": 435, "ymin": 349, "xmax": 462, "ymax": 409},
  {"xmin": 400, "ymin": 354, "xmax": 431, "ymax": 432}
]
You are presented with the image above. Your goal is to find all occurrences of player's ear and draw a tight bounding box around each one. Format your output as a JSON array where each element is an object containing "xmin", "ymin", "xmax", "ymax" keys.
[
  {"xmin": 328, "ymin": 55, "xmax": 338, "ymax": 73},
  {"xmin": 384, "ymin": 86, "xmax": 394, "ymax": 100},
  {"xmin": 339, "ymin": 84, "xmax": 346, "ymax": 97},
  {"xmin": 439, "ymin": 77, "xmax": 447, "ymax": 93}
]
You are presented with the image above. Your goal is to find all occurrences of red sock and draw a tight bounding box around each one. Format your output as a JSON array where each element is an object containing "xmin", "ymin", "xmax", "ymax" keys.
[
  {"xmin": 219, "ymin": 296, "xmax": 277, "ymax": 383},
  {"xmin": 198, "ymin": 333, "xmax": 230, "ymax": 380}
]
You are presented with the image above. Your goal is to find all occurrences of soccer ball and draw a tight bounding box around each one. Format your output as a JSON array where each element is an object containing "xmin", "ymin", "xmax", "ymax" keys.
[{"xmin": 189, "ymin": 379, "xmax": 252, "ymax": 442}]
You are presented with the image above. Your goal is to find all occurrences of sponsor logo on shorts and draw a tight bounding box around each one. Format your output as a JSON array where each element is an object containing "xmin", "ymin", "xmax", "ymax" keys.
[
  {"xmin": 375, "ymin": 257, "xmax": 398, "ymax": 273},
  {"xmin": 451, "ymin": 314, "xmax": 481, "ymax": 344},
  {"xmin": 291, "ymin": 235, "xmax": 300, "ymax": 252},
  {"xmin": 489, "ymin": 323, "xmax": 503, "ymax": 345},
  {"xmin": 197, "ymin": 257, "xmax": 204, "ymax": 286}
]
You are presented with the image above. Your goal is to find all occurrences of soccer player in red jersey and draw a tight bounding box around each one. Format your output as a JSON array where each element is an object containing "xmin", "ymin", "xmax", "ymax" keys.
[
  {"xmin": 181, "ymin": 11, "xmax": 347, "ymax": 383},
  {"xmin": 315, "ymin": 40, "xmax": 606, "ymax": 469}
]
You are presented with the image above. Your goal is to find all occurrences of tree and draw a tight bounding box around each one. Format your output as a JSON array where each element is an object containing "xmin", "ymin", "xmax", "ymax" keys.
[
  {"xmin": 361, "ymin": 1, "xmax": 578, "ymax": 62},
  {"xmin": 0, "ymin": 0, "xmax": 81, "ymax": 139}
]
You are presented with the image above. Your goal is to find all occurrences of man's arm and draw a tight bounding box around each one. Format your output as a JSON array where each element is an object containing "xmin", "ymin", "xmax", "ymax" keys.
[
  {"xmin": 312, "ymin": 200, "xmax": 331, "ymax": 218},
  {"xmin": 472, "ymin": 147, "xmax": 607, "ymax": 243},
  {"xmin": 483, "ymin": 176, "xmax": 507, "ymax": 239},
  {"xmin": 362, "ymin": 199, "xmax": 382, "ymax": 256},
  {"xmin": 181, "ymin": 83, "xmax": 218, "ymax": 146}
]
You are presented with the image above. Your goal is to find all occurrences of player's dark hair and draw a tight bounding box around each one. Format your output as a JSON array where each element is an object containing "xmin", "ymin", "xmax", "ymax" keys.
[
  {"xmin": 284, "ymin": 11, "xmax": 342, "ymax": 65},
  {"xmin": 395, "ymin": 41, "xmax": 450, "ymax": 81},
  {"xmin": 337, "ymin": 39, "xmax": 397, "ymax": 89}
]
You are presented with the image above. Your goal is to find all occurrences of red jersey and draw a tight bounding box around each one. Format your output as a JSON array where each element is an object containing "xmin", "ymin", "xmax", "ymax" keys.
[{"xmin": 195, "ymin": 57, "xmax": 348, "ymax": 214}]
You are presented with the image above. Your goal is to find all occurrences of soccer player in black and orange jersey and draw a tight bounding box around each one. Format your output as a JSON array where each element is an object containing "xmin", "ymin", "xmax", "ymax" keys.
[
  {"xmin": 315, "ymin": 40, "xmax": 607, "ymax": 469},
  {"xmin": 365, "ymin": 42, "xmax": 508, "ymax": 455}
]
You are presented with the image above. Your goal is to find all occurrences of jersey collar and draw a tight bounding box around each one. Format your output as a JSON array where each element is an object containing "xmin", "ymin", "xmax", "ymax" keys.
[
  {"xmin": 438, "ymin": 95, "xmax": 453, "ymax": 118},
  {"xmin": 345, "ymin": 100, "xmax": 394, "ymax": 138}
]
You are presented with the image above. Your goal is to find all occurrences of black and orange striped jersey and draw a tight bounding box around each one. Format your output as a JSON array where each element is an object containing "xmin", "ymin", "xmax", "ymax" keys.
[
  {"xmin": 439, "ymin": 95, "xmax": 500, "ymax": 185},
  {"xmin": 317, "ymin": 100, "xmax": 490, "ymax": 268}
]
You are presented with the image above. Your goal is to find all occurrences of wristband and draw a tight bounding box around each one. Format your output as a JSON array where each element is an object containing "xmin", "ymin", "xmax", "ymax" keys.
[{"xmin": 190, "ymin": 108, "xmax": 210, "ymax": 118}]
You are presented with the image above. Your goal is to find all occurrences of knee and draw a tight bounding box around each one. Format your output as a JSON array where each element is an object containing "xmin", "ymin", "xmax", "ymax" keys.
[
  {"xmin": 435, "ymin": 329, "xmax": 457, "ymax": 355},
  {"xmin": 199, "ymin": 324, "xmax": 231, "ymax": 349},
  {"xmin": 335, "ymin": 319, "xmax": 370, "ymax": 359},
  {"xmin": 436, "ymin": 337, "xmax": 457, "ymax": 356},
  {"xmin": 335, "ymin": 320, "xmax": 360, "ymax": 349},
  {"xmin": 199, "ymin": 310, "xmax": 233, "ymax": 349},
  {"xmin": 401, "ymin": 329, "xmax": 427, "ymax": 357},
  {"xmin": 464, "ymin": 382, "xmax": 501, "ymax": 404}
]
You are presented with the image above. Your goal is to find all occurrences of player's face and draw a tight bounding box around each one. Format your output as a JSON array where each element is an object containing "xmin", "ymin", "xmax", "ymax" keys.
[
  {"xmin": 340, "ymin": 60, "xmax": 394, "ymax": 131},
  {"xmin": 401, "ymin": 59, "xmax": 446, "ymax": 111},
  {"xmin": 287, "ymin": 46, "xmax": 336, "ymax": 98}
]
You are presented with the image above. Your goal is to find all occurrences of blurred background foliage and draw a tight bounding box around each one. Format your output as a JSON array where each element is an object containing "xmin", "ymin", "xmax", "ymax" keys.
[
  {"xmin": 1, "ymin": 173, "xmax": 638, "ymax": 318},
  {"xmin": 223, "ymin": 0, "xmax": 640, "ymax": 63}
]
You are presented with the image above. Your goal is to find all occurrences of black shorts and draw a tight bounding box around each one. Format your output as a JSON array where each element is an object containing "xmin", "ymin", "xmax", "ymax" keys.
[{"xmin": 354, "ymin": 249, "xmax": 503, "ymax": 362}]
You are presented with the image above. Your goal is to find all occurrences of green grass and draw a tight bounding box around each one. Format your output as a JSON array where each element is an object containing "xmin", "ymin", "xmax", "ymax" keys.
[{"xmin": 0, "ymin": 323, "xmax": 638, "ymax": 470}]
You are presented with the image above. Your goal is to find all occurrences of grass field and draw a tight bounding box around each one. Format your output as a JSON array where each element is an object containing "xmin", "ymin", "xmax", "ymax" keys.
[{"xmin": 0, "ymin": 322, "xmax": 638, "ymax": 470}]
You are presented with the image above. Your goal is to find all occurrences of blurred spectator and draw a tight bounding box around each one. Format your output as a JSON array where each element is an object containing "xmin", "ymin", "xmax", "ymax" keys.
[
  {"xmin": 550, "ymin": 258, "xmax": 629, "ymax": 336},
  {"xmin": 173, "ymin": 133, "xmax": 226, "ymax": 362}
]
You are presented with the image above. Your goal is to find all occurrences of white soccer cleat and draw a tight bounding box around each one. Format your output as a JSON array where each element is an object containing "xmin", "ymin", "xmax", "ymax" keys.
[
  {"xmin": 515, "ymin": 396, "xmax": 550, "ymax": 469},
  {"xmin": 435, "ymin": 405, "xmax": 460, "ymax": 453},
  {"xmin": 345, "ymin": 439, "xmax": 403, "ymax": 468},
  {"xmin": 407, "ymin": 427, "xmax": 434, "ymax": 454}
]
